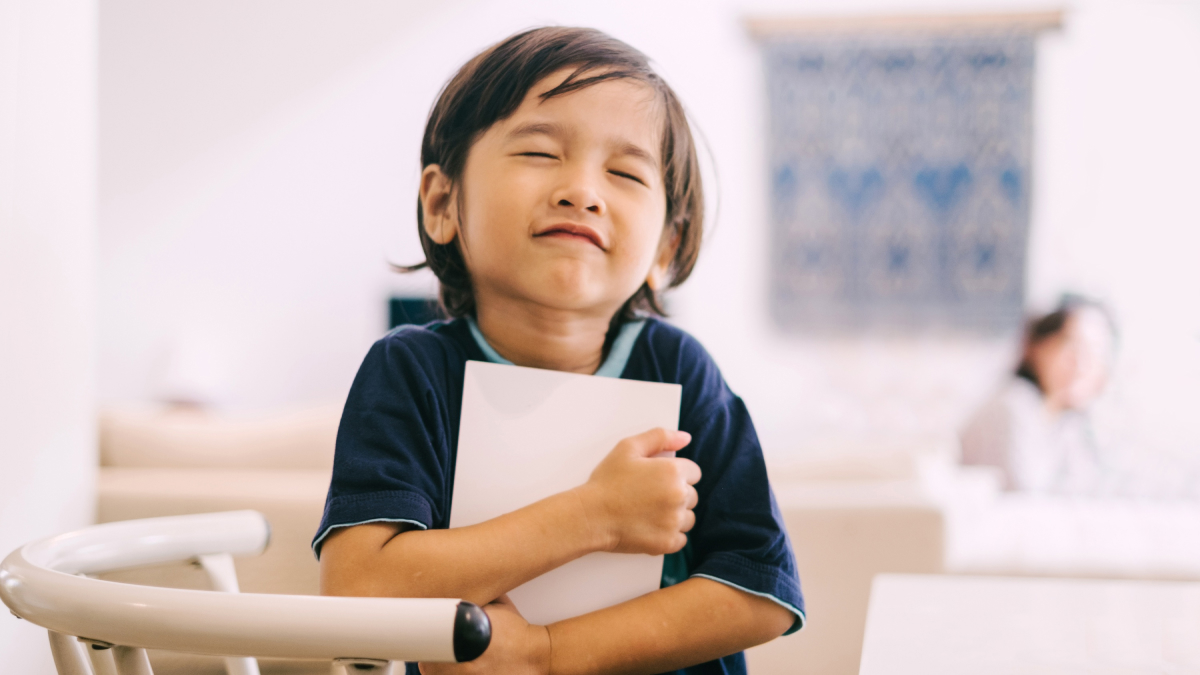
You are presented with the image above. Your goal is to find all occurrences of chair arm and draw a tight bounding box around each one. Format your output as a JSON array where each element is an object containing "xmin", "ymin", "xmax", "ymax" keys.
[{"xmin": 0, "ymin": 511, "xmax": 490, "ymax": 663}]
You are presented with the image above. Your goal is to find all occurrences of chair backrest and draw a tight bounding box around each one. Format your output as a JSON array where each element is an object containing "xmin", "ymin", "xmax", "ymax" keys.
[{"xmin": 0, "ymin": 511, "xmax": 490, "ymax": 675}]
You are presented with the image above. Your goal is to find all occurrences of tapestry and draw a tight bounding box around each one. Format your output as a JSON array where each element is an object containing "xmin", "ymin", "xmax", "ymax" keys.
[{"xmin": 764, "ymin": 32, "xmax": 1035, "ymax": 332}]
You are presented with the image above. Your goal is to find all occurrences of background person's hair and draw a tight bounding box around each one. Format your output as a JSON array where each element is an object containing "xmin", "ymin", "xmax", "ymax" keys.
[
  {"xmin": 1015, "ymin": 294, "xmax": 1117, "ymax": 391},
  {"xmin": 399, "ymin": 26, "xmax": 704, "ymax": 324}
]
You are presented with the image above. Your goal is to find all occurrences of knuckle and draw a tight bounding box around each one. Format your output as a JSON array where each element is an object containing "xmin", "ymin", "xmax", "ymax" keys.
[
  {"xmin": 670, "ymin": 460, "xmax": 689, "ymax": 480},
  {"xmin": 660, "ymin": 485, "xmax": 680, "ymax": 507},
  {"xmin": 674, "ymin": 484, "xmax": 689, "ymax": 505},
  {"xmin": 654, "ymin": 462, "xmax": 676, "ymax": 481}
]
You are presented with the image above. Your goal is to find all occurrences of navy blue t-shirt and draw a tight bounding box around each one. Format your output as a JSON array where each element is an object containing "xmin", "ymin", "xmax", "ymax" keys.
[{"xmin": 314, "ymin": 317, "xmax": 805, "ymax": 674}]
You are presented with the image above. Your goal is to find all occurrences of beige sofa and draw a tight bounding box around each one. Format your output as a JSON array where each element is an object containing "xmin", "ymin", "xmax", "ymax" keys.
[
  {"xmin": 747, "ymin": 477, "xmax": 943, "ymax": 674},
  {"xmin": 97, "ymin": 405, "xmax": 341, "ymax": 598},
  {"xmin": 98, "ymin": 406, "xmax": 948, "ymax": 674}
]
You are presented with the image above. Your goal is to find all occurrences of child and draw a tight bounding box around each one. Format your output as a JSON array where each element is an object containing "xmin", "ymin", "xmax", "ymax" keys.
[
  {"xmin": 314, "ymin": 27, "xmax": 804, "ymax": 675},
  {"xmin": 961, "ymin": 297, "xmax": 1115, "ymax": 494}
]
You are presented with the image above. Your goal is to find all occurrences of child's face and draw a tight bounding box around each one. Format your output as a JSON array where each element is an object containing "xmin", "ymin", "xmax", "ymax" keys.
[
  {"xmin": 1032, "ymin": 308, "xmax": 1113, "ymax": 410},
  {"xmin": 422, "ymin": 69, "xmax": 670, "ymax": 320}
]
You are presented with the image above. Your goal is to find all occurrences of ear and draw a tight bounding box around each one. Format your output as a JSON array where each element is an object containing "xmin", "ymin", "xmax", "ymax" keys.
[
  {"xmin": 420, "ymin": 164, "xmax": 459, "ymax": 245},
  {"xmin": 646, "ymin": 229, "xmax": 681, "ymax": 291}
]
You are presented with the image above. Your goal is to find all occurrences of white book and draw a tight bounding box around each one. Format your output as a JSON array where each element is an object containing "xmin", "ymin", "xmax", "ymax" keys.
[{"xmin": 451, "ymin": 360, "xmax": 682, "ymax": 625}]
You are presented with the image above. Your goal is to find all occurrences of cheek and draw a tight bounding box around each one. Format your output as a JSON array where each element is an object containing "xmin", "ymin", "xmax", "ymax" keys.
[
  {"xmin": 1071, "ymin": 355, "xmax": 1107, "ymax": 393},
  {"xmin": 615, "ymin": 196, "xmax": 668, "ymax": 269},
  {"xmin": 628, "ymin": 225, "xmax": 665, "ymax": 268},
  {"xmin": 1048, "ymin": 354, "xmax": 1086, "ymax": 397},
  {"xmin": 1033, "ymin": 350, "xmax": 1068, "ymax": 390},
  {"xmin": 460, "ymin": 167, "xmax": 537, "ymax": 249}
]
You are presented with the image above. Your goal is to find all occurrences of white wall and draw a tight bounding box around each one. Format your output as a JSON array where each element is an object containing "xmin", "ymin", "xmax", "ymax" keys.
[
  {"xmin": 1028, "ymin": 3, "xmax": 1200, "ymax": 462},
  {"xmin": 0, "ymin": 0, "xmax": 97, "ymax": 670},
  {"xmin": 98, "ymin": 0, "xmax": 1200, "ymax": 460}
]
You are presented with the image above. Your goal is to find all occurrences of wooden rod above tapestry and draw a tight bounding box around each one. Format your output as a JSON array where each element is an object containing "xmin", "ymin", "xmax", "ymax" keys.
[{"xmin": 745, "ymin": 11, "xmax": 1064, "ymax": 38}]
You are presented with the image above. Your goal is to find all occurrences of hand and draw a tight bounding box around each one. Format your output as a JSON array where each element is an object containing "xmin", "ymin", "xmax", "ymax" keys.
[
  {"xmin": 578, "ymin": 428, "xmax": 700, "ymax": 555},
  {"xmin": 419, "ymin": 595, "xmax": 549, "ymax": 675}
]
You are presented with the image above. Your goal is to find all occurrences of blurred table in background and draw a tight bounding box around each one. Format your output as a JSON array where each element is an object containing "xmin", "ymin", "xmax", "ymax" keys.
[{"xmin": 860, "ymin": 574, "xmax": 1200, "ymax": 674}]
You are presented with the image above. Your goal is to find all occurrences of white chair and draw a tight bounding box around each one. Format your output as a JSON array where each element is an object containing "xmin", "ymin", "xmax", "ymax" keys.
[{"xmin": 0, "ymin": 511, "xmax": 490, "ymax": 675}]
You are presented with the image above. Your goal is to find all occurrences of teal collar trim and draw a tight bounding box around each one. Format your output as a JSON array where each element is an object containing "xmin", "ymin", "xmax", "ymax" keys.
[
  {"xmin": 465, "ymin": 317, "xmax": 645, "ymax": 379},
  {"xmin": 466, "ymin": 317, "xmax": 511, "ymax": 365},
  {"xmin": 595, "ymin": 319, "xmax": 645, "ymax": 378}
]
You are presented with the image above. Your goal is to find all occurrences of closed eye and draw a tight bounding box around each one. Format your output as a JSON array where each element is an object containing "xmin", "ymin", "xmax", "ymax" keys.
[
  {"xmin": 610, "ymin": 170, "xmax": 647, "ymax": 186},
  {"xmin": 518, "ymin": 152, "xmax": 558, "ymax": 159}
]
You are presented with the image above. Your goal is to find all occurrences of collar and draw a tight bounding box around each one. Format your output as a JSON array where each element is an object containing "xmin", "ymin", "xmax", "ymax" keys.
[{"xmin": 465, "ymin": 317, "xmax": 645, "ymax": 379}]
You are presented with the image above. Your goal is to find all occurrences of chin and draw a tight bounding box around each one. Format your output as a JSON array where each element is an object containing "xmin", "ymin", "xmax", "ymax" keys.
[
  {"xmin": 525, "ymin": 282, "xmax": 622, "ymax": 317},
  {"xmin": 520, "ymin": 263, "xmax": 640, "ymax": 315},
  {"xmin": 532, "ymin": 266, "xmax": 599, "ymax": 302}
]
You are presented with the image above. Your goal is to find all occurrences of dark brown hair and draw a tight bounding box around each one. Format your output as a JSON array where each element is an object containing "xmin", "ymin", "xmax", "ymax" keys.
[
  {"xmin": 1016, "ymin": 294, "xmax": 1116, "ymax": 390},
  {"xmin": 402, "ymin": 26, "xmax": 704, "ymax": 323}
]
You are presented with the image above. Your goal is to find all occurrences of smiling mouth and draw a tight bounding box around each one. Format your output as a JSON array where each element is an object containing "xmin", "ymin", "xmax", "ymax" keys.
[{"xmin": 534, "ymin": 224, "xmax": 606, "ymax": 250}]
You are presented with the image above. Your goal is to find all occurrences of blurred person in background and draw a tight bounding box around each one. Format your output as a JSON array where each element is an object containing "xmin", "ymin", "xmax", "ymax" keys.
[{"xmin": 961, "ymin": 296, "xmax": 1117, "ymax": 495}]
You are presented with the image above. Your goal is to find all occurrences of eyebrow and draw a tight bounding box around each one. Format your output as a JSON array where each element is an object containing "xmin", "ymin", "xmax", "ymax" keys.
[
  {"xmin": 505, "ymin": 121, "xmax": 660, "ymax": 170},
  {"xmin": 614, "ymin": 142, "xmax": 659, "ymax": 170},
  {"xmin": 506, "ymin": 121, "xmax": 567, "ymax": 141}
]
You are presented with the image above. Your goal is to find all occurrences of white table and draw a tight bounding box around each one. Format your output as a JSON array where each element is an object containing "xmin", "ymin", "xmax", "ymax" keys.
[{"xmin": 860, "ymin": 574, "xmax": 1200, "ymax": 674}]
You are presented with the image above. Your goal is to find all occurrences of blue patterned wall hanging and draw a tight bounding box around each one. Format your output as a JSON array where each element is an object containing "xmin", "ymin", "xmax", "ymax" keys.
[{"xmin": 764, "ymin": 32, "xmax": 1035, "ymax": 332}]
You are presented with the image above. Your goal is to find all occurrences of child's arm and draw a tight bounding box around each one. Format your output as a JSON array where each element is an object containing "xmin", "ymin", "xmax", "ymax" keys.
[
  {"xmin": 420, "ymin": 577, "xmax": 795, "ymax": 675},
  {"xmin": 320, "ymin": 428, "xmax": 699, "ymax": 606},
  {"xmin": 546, "ymin": 578, "xmax": 795, "ymax": 673}
]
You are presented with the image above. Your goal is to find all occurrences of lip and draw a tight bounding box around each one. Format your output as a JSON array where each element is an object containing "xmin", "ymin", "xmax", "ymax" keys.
[{"xmin": 533, "ymin": 222, "xmax": 607, "ymax": 251}]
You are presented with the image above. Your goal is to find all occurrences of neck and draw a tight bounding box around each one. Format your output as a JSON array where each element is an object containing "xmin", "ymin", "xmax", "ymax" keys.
[
  {"xmin": 473, "ymin": 291, "xmax": 616, "ymax": 375},
  {"xmin": 1041, "ymin": 390, "xmax": 1070, "ymax": 418}
]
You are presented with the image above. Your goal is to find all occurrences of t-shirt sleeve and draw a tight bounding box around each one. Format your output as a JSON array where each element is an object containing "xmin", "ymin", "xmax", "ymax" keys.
[
  {"xmin": 311, "ymin": 332, "xmax": 457, "ymax": 558},
  {"xmin": 674, "ymin": 340, "xmax": 806, "ymax": 634}
]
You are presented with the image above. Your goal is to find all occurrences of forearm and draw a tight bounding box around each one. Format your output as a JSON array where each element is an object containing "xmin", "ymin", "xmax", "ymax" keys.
[
  {"xmin": 320, "ymin": 486, "xmax": 607, "ymax": 605},
  {"xmin": 545, "ymin": 577, "xmax": 795, "ymax": 675}
]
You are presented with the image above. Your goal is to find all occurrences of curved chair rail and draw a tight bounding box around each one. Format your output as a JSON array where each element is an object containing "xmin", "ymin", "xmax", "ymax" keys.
[{"xmin": 0, "ymin": 511, "xmax": 490, "ymax": 663}]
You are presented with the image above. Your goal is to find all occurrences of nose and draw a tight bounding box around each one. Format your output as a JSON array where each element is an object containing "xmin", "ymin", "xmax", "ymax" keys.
[{"xmin": 551, "ymin": 164, "xmax": 606, "ymax": 216}]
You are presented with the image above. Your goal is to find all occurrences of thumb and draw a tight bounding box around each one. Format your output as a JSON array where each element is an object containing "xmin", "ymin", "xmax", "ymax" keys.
[{"xmin": 624, "ymin": 428, "xmax": 692, "ymax": 458}]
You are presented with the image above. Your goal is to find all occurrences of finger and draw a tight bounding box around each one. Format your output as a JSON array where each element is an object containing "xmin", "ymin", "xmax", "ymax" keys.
[
  {"xmin": 680, "ymin": 509, "xmax": 696, "ymax": 533},
  {"xmin": 669, "ymin": 532, "xmax": 689, "ymax": 553},
  {"xmin": 663, "ymin": 429, "xmax": 692, "ymax": 453},
  {"xmin": 684, "ymin": 484, "xmax": 699, "ymax": 510},
  {"xmin": 490, "ymin": 593, "xmax": 514, "ymax": 607},
  {"xmin": 674, "ymin": 458, "xmax": 702, "ymax": 485},
  {"xmin": 624, "ymin": 428, "xmax": 691, "ymax": 458}
]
